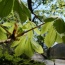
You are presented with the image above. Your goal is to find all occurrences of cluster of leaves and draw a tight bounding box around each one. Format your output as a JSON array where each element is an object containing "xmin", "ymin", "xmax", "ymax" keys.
[{"xmin": 0, "ymin": 0, "xmax": 65, "ymax": 64}]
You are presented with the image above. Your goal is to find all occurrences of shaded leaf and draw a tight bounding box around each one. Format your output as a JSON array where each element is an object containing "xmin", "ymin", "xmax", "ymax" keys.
[
  {"xmin": 62, "ymin": 36, "xmax": 65, "ymax": 43},
  {"xmin": 44, "ymin": 17, "xmax": 57, "ymax": 22},
  {"xmin": 14, "ymin": 0, "xmax": 31, "ymax": 23},
  {"xmin": 53, "ymin": 18, "xmax": 65, "ymax": 34},
  {"xmin": 0, "ymin": 0, "xmax": 14, "ymax": 17}
]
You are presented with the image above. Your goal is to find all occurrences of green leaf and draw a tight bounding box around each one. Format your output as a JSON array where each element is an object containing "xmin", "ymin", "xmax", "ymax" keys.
[
  {"xmin": 62, "ymin": 36, "xmax": 65, "ymax": 43},
  {"xmin": 28, "ymin": 21, "xmax": 41, "ymax": 35},
  {"xmin": 4, "ymin": 51, "xmax": 13, "ymax": 61},
  {"xmin": 27, "ymin": 31, "xmax": 33, "ymax": 39},
  {"xmin": 15, "ymin": 35, "xmax": 26, "ymax": 56},
  {"xmin": 44, "ymin": 27, "xmax": 56, "ymax": 48},
  {"xmin": 56, "ymin": 33, "xmax": 63, "ymax": 43},
  {"xmin": 41, "ymin": 22, "xmax": 53, "ymax": 34},
  {"xmin": 31, "ymin": 40, "xmax": 43, "ymax": 53},
  {"xmin": 24, "ymin": 39, "xmax": 34, "ymax": 57},
  {"xmin": 0, "ymin": 0, "xmax": 14, "ymax": 17},
  {"xmin": 44, "ymin": 17, "xmax": 56, "ymax": 22},
  {"xmin": 3, "ymin": 22, "xmax": 15, "ymax": 34},
  {"xmin": 53, "ymin": 18, "xmax": 65, "ymax": 34},
  {"xmin": 34, "ymin": 28, "xmax": 41, "ymax": 35},
  {"xmin": 0, "ymin": 27, "xmax": 7, "ymax": 41},
  {"xmin": 21, "ymin": 1, "xmax": 31, "ymax": 18},
  {"xmin": 14, "ymin": 0, "xmax": 31, "ymax": 23}
]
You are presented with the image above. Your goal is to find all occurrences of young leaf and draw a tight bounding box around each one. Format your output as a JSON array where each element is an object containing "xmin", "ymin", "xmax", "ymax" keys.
[
  {"xmin": 41, "ymin": 22, "xmax": 53, "ymax": 34},
  {"xmin": 24, "ymin": 39, "xmax": 34, "ymax": 57},
  {"xmin": 27, "ymin": 31, "xmax": 33, "ymax": 39},
  {"xmin": 44, "ymin": 27, "xmax": 56, "ymax": 48},
  {"xmin": 31, "ymin": 40, "xmax": 43, "ymax": 53},
  {"xmin": 14, "ymin": 35, "xmax": 26, "ymax": 56},
  {"xmin": 34, "ymin": 28, "xmax": 41, "ymax": 35},
  {"xmin": 55, "ymin": 33, "xmax": 63, "ymax": 43},
  {"xmin": 0, "ymin": 27, "xmax": 7, "ymax": 40},
  {"xmin": 53, "ymin": 18, "xmax": 65, "ymax": 34},
  {"xmin": 0, "ymin": 0, "xmax": 14, "ymax": 17}
]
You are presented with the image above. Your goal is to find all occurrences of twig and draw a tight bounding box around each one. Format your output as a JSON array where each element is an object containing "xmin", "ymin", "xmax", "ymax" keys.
[{"xmin": 17, "ymin": 22, "xmax": 45, "ymax": 37}]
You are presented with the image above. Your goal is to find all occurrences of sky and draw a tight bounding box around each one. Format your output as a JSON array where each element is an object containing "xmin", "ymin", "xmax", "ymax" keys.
[{"xmin": 21, "ymin": 0, "xmax": 65, "ymax": 21}]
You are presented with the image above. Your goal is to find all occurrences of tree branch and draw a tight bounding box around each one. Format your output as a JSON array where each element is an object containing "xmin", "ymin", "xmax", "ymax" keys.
[
  {"xmin": 17, "ymin": 22, "xmax": 45, "ymax": 37},
  {"xmin": 27, "ymin": 0, "xmax": 42, "ymax": 22}
]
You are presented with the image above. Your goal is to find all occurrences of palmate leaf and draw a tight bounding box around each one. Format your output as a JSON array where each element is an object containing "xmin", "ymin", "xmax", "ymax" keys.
[
  {"xmin": 44, "ymin": 27, "xmax": 56, "ymax": 48},
  {"xmin": 41, "ymin": 22, "xmax": 53, "ymax": 34},
  {"xmin": 31, "ymin": 39, "xmax": 43, "ymax": 53},
  {"xmin": 0, "ymin": 0, "xmax": 14, "ymax": 17},
  {"xmin": 53, "ymin": 18, "xmax": 65, "ymax": 34},
  {"xmin": 14, "ymin": 0, "xmax": 31, "ymax": 23},
  {"xmin": 0, "ymin": 27, "xmax": 7, "ymax": 41}
]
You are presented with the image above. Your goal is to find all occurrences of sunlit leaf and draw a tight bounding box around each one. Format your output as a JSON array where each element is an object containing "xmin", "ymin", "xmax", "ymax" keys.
[
  {"xmin": 34, "ymin": 28, "xmax": 41, "ymax": 35},
  {"xmin": 3, "ymin": 22, "xmax": 15, "ymax": 34},
  {"xmin": 56, "ymin": 33, "xmax": 63, "ymax": 43},
  {"xmin": 27, "ymin": 31, "xmax": 33, "ymax": 39},
  {"xmin": 15, "ymin": 35, "xmax": 26, "ymax": 56},
  {"xmin": 24, "ymin": 39, "xmax": 34, "ymax": 57},
  {"xmin": 31, "ymin": 40, "xmax": 43, "ymax": 53},
  {"xmin": 44, "ymin": 27, "xmax": 56, "ymax": 48},
  {"xmin": 41, "ymin": 22, "xmax": 53, "ymax": 34},
  {"xmin": 0, "ymin": 27, "xmax": 7, "ymax": 41}
]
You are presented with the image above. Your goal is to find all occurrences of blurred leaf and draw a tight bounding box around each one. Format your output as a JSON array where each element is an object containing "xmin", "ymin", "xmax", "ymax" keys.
[
  {"xmin": 24, "ymin": 39, "xmax": 34, "ymax": 57},
  {"xmin": 27, "ymin": 31, "xmax": 33, "ymax": 39},
  {"xmin": 21, "ymin": 1, "xmax": 31, "ymax": 18},
  {"xmin": 44, "ymin": 17, "xmax": 56, "ymax": 22},
  {"xmin": 44, "ymin": 27, "xmax": 56, "ymax": 48},
  {"xmin": 53, "ymin": 18, "xmax": 65, "ymax": 34},
  {"xmin": 56, "ymin": 33, "xmax": 63, "ymax": 43},
  {"xmin": 34, "ymin": 28, "xmax": 41, "ymax": 35},
  {"xmin": 15, "ymin": 35, "xmax": 26, "ymax": 56},
  {"xmin": 0, "ymin": 27, "xmax": 7, "ymax": 41},
  {"xmin": 31, "ymin": 40, "xmax": 43, "ymax": 53},
  {"xmin": 0, "ymin": 0, "xmax": 14, "ymax": 17},
  {"xmin": 62, "ymin": 36, "xmax": 65, "ymax": 43},
  {"xmin": 41, "ymin": 22, "xmax": 53, "ymax": 34},
  {"xmin": 14, "ymin": 0, "xmax": 31, "ymax": 23}
]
